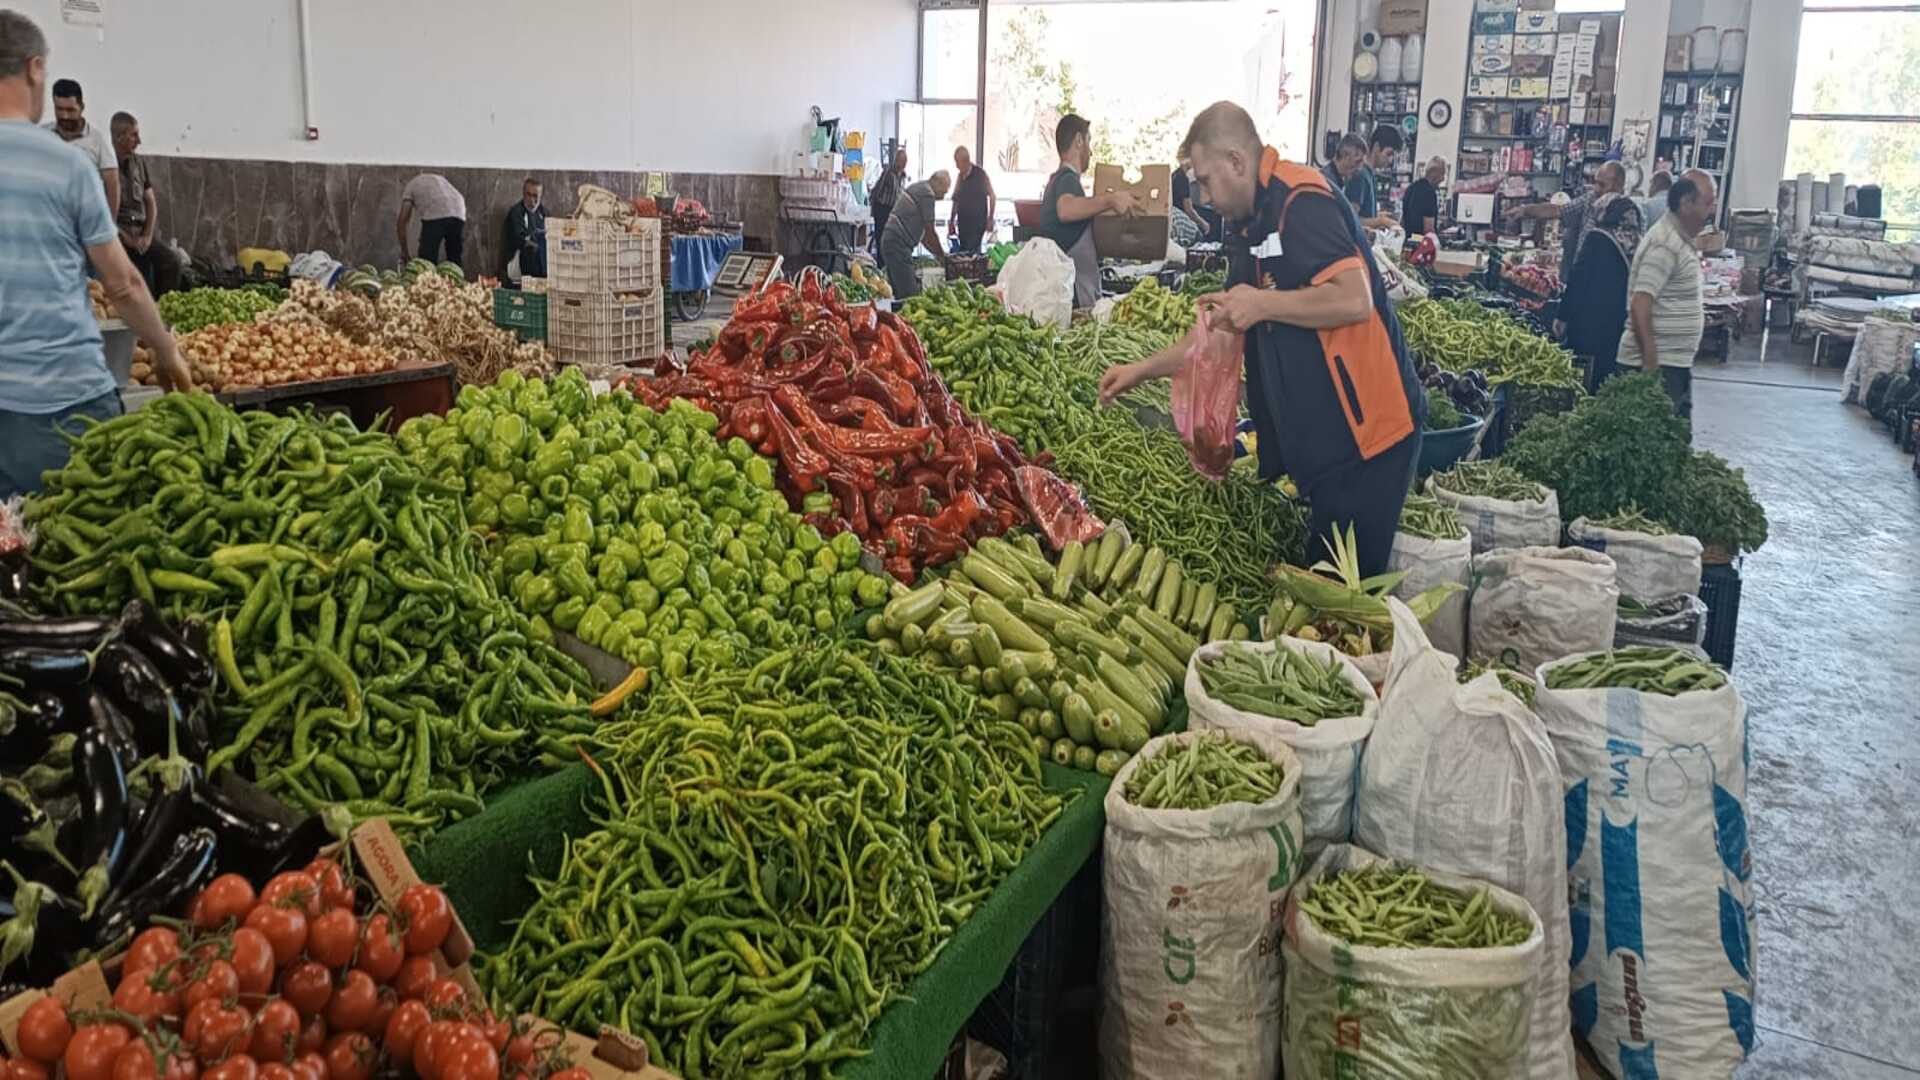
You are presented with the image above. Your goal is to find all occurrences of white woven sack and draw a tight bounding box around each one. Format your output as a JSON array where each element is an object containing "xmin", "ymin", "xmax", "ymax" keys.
[
  {"xmin": 1567, "ymin": 517, "xmax": 1704, "ymax": 602},
  {"xmin": 1534, "ymin": 653, "xmax": 1755, "ymax": 1079},
  {"xmin": 1470, "ymin": 546, "xmax": 1619, "ymax": 671},
  {"xmin": 1387, "ymin": 527, "xmax": 1472, "ymax": 657},
  {"xmin": 1099, "ymin": 730, "xmax": 1306, "ymax": 1080},
  {"xmin": 1185, "ymin": 638, "xmax": 1378, "ymax": 856},
  {"xmin": 1356, "ymin": 599, "xmax": 1573, "ymax": 1080},
  {"xmin": 1428, "ymin": 479, "xmax": 1560, "ymax": 554},
  {"xmin": 1282, "ymin": 844, "xmax": 1545, "ymax": 1080}
]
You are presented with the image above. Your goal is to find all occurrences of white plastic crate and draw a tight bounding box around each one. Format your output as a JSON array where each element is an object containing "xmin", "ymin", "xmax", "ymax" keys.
[
  {"xmin": 547, "ymin": 217, "xmax": 661, "ymax": 294},
  {"xmin": 547, "ymin": 289, "xmax": 663, "ymax": 366}
]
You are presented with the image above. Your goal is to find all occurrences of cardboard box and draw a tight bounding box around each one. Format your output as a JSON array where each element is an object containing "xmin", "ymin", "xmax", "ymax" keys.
[
  {"xmin": 1380, "ymin": 0, "xmax": 1426, "ymax": 34},
  {"xmin": 1515, "ymin": 32, "xmax": 1556, "ymax": 55},
  {"xmin": 1474, "ymin": 11, "xmax": 1517, "ymax": 33},
  {"xmin": 1473, "ymin": 52, "xmax": 1514, "ymax": 75},
  {"xmin": 1515, "ymin": 11, "xmax": 1557, "ymax": 33},
  {"xmin": 1090, "ymin": 164, "xmax": 1171, "ymax": 263},
  {"xmin": 1469, "ymin": 75, "xmax": 1510, "ymax": 98},
  {"xmin": 1473, "ymin": 33, "xmax": 1515, "ymax": 56}
]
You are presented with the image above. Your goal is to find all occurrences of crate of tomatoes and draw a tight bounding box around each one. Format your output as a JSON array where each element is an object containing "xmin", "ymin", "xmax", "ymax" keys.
[{"xmin": 0, "ymin": 820, "xmax": 675, "ymax": 1080}]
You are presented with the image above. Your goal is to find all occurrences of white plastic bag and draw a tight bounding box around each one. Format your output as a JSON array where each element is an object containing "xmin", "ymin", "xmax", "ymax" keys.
[
  {"xmin": 1186, "ymin": 638, "xmax": 1377, "ymax": 856},
  {"xmin": 1387, "ymin": 528, "xmax": 1472, "ymax": 657},
  {"xmin": 1428, "ymin": 480, "xmax": 1561, "ymax": 554},
  {"xmin": 1471, "ymin": 546, "xmax": 1619, "ymax": 671},
  {"xmin": 1100, "ymin": 730, "xmax": 1306, "ymax": 1080},
  {"xmin": 1282, "ymin": 844, "xmax": 1545, "ymax": 1080},
  {"xmin": 999, "ymin": 239, "xmax": 1075, "ymax": 329},
  {"xmin": 1534, "ymin": 654, "xmax": 1755, "ymax": 1078},
  {"xmin": 1356, "ymin": 599, "xmax": 1573, "ymax": 1080},
  {"xmin": 1567, "ymin": 517, "xmax": 1704, "ymax": 602}
]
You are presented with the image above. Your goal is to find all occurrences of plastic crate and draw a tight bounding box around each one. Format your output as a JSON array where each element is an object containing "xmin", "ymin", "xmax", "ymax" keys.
[
  {"xmin": 1501, "ymin": 382, "xmax": 1580, "ymax": 444},
  {"xmin": 546, "ymin": 217, "xmax": 661, "ymax": 294},
  {"xmin": 491, "ymin": 288, "xmax": 546, "ymax": 342},
  {"xmin": 546, "ymin": 289, "xmax": 663, "ymax": 367},
  {"xmin": 1615, "ymin": 594, "xmax": 1708, "ymax": 650},
  {"xmin": 1697, "ymin": 562, "xmax": 1742, "ymax": 669}
]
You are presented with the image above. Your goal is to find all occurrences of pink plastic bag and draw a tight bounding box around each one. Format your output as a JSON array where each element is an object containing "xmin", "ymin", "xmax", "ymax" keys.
[{"xmin": 1170, "ymin": 308, "xmax": 1245, "ymax": 481}]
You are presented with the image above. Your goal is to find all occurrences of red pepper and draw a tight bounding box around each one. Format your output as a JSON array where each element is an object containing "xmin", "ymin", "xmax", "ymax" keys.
[
  {"xmin": 762, "ymin": 394, "xmax": 831, "ymax": 493},
  {"xmin": 851, "ymin": 366, "xmax": 919, "ymax": 421},
  {"xmin": 773, "ymin": 384, "xmax": 935, "ymax": 460},
  {"xmin": 800, "ymin": 270, "xmax": 825, "ymax": 305},
  {"xmin": 906, "ymin": 466, "xmax": 949, "ymax": 495},
  {"xmin": 870, "ymin": 486, "xmax": 899, "ymax": 526},
  {"xmin": 824, "ymin": 471, "xmax": 871, "ymax": 537},
  {"xmin": 847, "ymin": 303, "xmax": 878, "ymax": 339},
  {"xmin": 928, "ymin": 489, "xmax": 988, "ymax": 535}
]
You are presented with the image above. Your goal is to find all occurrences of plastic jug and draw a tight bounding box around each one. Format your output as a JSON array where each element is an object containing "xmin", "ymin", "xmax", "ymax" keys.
[
  {"xmin": 1402, "ymin": 33, "xmax": 1424, "ymax": 82},
  {"xmin": 1719, "ymin": 28, "xmax": 1747, "ymax": 73},
  {"xmin": 1379, "ymin": 36, "xmax": 1404, "ymax": 83},
  {"xmin": 1691, "ymin": 25, "xmax": 1720, "ymax": 72}
]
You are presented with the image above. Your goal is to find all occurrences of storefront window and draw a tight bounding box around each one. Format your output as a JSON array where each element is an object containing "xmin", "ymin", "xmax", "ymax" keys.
[{"xmin": 1786, "ymin": 1, "xmax": 1920, "ymax": 232}]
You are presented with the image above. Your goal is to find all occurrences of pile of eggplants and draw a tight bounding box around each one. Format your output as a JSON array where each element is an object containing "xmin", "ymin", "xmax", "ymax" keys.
[{"xmin": 0, "ymin": 598, "xmax": 332, "ymax": 985}]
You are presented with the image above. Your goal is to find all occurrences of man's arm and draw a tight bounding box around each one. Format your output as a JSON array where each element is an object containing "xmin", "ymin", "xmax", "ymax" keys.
[
  {"xmin": 87, "ymin": 239, "xmax": 190, "ymax": 391},
  {"xmin": 985, "ymin": 174, "xmax": 997, "ymax": 234},
  {"xmin": 1056, "ymin": 189, "xmax": 1135, "ymax": 223},
  {"xmin": 1629, "ymin": 292, "xmax": 1659, "ymax": 372},
  {"xmin": 99, "ymin": 168, "xmax": 120, "ymax": 225},
  {"xmin": 140, "ymin": 187, "xmax": 158, "ymax": 251},
  {"xmin": 1253, "ymin": 267, "xmax": 1371, "ymax": 329},
  {"xmin": 395, "ymin": 202, "xmax": 413, "ymax": 258},
  {"xmin": 501, "ymin": 209, "xmax": 523, "ymax": 277},
  {"xmin": 1097, "ymin": 340, "xmax": 1190, "ymax": 405},
  {"xmin": 922, "ymin": 218, "xmax": 946, "ymax": 260}
]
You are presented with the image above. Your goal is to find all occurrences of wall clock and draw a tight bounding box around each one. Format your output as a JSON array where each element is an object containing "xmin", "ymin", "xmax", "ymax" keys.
[{"xmin": 1427, "ymin": 99, "xmax": 1453, "ymax": 129}]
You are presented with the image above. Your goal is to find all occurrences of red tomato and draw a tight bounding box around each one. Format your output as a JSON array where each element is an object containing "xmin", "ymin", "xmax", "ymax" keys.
[
  {"xmin": 436, "ymin": 1035, "xmax": 499, "ymax": 1080},
  {"xmin": 475, "ymin": 1016, "xmax": 509, "ymax": 1056},
  {"xmin": 323, "ymin": 972, "xmax": 378, "ymax": 1034},
  {"xmin": 110, "ymin": 1039, "xmax": 197, "ymax": 1080},
  {"xmin": 63, "ymin": 1024, "xmax": 133, "ymax": 1080},
  {"xmin": 256, "ymin": 1067, "xmax": 292, "ymax": 1080},
  {"xmin": 365, "ymin": 991, "xmax": 396, "ymax": 1045},
  {"xmin": 353, "ymin": 916, "xmax": 403, "ymax": 984},
  {"xmin": 126, "ymin": 927, "xmax": 183, "ymax": 974},
  {"xmin": 191, "ymin": 1004, "xmax": 253, "ymax": 1065},
  {"xmin": 279, "ymin": 962, "xmax": 333, "ymax": 1017},
  {"xmin": 229, "ymin": 928, "xmax": 276, "ymax": 996},
  {"xmin": 380, "ymin": 1001, "xmax": 431, "ymax": 1064},
  {"xmin": 259, "ymin": 872, "xmax": 324, "ymax": 921},
  {"xmin": 111, "ymin": 967, "xmax": 180, "ymax": 1026},
  {"xmin": 391, "ymin": 955, "xmax": 436, "ymax": 1001},
  {"xmin": 200, "ymin": 1057, "xmax": 257, "ymax": 1080},
  {"xmin": 249, "ymin": 1000, "xmax": 302, "ymax": 1065},
  {"xmin": 321, "ymin": 1034, "xmax": 373, "ymax": 1080},
  {"xmin": 244, "ymin": 905, "xmax": 309, "ymax": 967},
  {"xmin": 184, "ymin": 961, "xmax": 239, "ymax": 1012},
  {"xmin": 303, "ymin": 861, "xmax": 355, "ymax": 913},
  {"xmin": 395, "ymin": 886, "xmax": 453, "ymax": 956},
  {"xmin": 5, "ymin": 1058, "xmax": 52, "ymax": 1080},
  {"xmin": 411, "ymin": 1022, "xmax": 469, "ymax": 1080},
  {"xmin": 287, "ymin": 1055, "xmax": 325, "ymax": 1080},
  {"xmin": 306, "ymin": 910, "xmax": 357, "ymax": 970},
  {"xmin": 194, "ymin": 875, "xmax": 258, "ymax": 930},
  {"xmin": 422, "ymin": 979, "xmax": 469, "ymax": 1013},
  {"xmin": 294, "ymin": 1016, "xmax": 326, "ymax": 1059},
  {"xmin": 16, "ymin": 996, "xmax": 75, "ymax": 1064}
]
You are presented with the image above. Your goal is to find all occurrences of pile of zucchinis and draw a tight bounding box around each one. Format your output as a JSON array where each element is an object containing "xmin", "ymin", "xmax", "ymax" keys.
[{"xmin": 870, "ymin": 529, "xmax": 1246, "ymax": 774}]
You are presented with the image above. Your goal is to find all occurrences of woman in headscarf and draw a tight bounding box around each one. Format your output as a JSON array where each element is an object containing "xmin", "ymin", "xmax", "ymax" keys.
[{"xmin": 1559, "ymin": 192, "xmax": 1643, "ymax": 388}]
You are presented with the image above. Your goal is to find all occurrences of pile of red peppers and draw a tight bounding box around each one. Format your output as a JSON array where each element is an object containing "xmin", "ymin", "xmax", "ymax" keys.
[{"xmin": 627, "ymin": 273, "xmax": 1043, "ymax": 582}]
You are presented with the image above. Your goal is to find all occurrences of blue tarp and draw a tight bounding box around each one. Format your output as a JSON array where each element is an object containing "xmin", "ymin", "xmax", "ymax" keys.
[{"xmin": 671, "ymin": 232, "xmax": 743, "ymax": 292}]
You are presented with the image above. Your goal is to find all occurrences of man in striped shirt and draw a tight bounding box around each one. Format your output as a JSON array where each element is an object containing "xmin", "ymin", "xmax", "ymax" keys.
[{"xmin": 1620, "ymin": 169, "xmax": 1716, "ymax": 429}]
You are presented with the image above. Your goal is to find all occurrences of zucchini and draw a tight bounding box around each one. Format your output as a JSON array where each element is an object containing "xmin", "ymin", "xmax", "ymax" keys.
[
  {"xmin": 1061, "ymin": 650, "xmax": 1098, "ymax": 681},
  {"xmin": 971, "ymin": 623, "xmax": 1004, "ymax": 668},
  {"xmin": 981, "ymin": 666, "xmax": 1005, "ymax": 694},
  {"xmin": 865, "ymin": 613, "xmax": 887, "ymax": 640},
  {"xmin": 1061, "ymin": 692, "xmax": 1096, "ymax": 743},
  {"xmin": 1111, "ymin": 711, "xmax": 1150, "ymax": 752},
  {"xmin": 1097, "ymin": 651, "xmax": 1165, "ymax": 726},
  {"xmin": 1036, "ymin": 708, "xmax": 1063, "ymax": 740},
  {"xmin": 1108, "ymin": 542, "xmax": 1147, "ymax": 594},
  {"xmin": 1153, "ymin": 560, "xmax": 1184, "ymax": 619},
  {"xmin": 882, "ymin": 582, "xmax": 943, "ymax": 632},
  {"xmin": 1132, "ymin": 547, "xmax": 1167, "ymax": 600},
  {"xmin": 1009, "ymin": 595, "xmax": 1080, "ymax": 629},
  {"xmin": 1013, "ymin": 676, "xmax": 1050, "ymax": 709},
  {"xmin": 988, "ymin": 692, "xmax": 1019, "ymax": 723},
  {"xmin": 1174, "ymin": 578, "xmax": 1198, "ymax": 626},
  {"xmin": 1229, "ymin": 622, "xmax": 1251, "ymax": 640},
  {"xmin": 1057, "ymin": 620, "xmax": 1135, "ymax": 665},
  {"xmin": 959, "ymin": 552, "xmax": 1029, "ymax": 602},
  {"xmin": 1001, "ymin": 653, "xmax": 1028, "ymax": 683},
  {"xmin": 1264, "ymin": 595, "xmax": 1293, "ymax": 637},
  {"xmin": 1116, "ymin": 614, "xmax": 1186, "ymax": 683},
  {"xmin": 1030, "ymin": 735, "xmax": 1052, "ymax": 759},
  {"xmin": 1074, "ymin": 589, "xmax": 1113, "ymax": 620},
  {"xmin": 923, "ymin": 609, "xmax": 973, "ymax": 651},
  {"xmin": 1091, "ymin": 708, "xmax": 1123, "ymax": 750},
  {"xmin": 899, "ymin": 622, "xmax": 925, "ymax": 655},
  {"xmin": 1015, "ymin": 532, "xmax": 1045, "ymax": 560},
  {"xmin": 1051, "ymin": 738, "xmax": 1077, "ymax": 767},
  {"xmin": 970, "ymin": 594, "xmax": 1050, "ymax": 652},
  {"xmin": 957, "ymin": 665, "xmax": 981, "ymax": 689},
  {"xmin": 1077, "ymin": 671, "xmax": 1154, "ymax": 735},
  {"xmin": 1094, "ymin": 749, "xmax": 1130, "ymax": 777},
  {"xmin": 1018, "ymin": 707, "xmax": 1040, "ymax": 733},
  {"xmin": 1208, "ymin": 603, "xmax": 1240, "ymax": 644},
  {"xmin": 1280, "ymin": 600, "xmax": 1314, "ymax": 637},
  {"xmin": 1087, "ymin": 528, "xmax": 1125, "ymax": 590},
  {"xmin": 1190, "ymin": 582, "xmax": 1218, "ymax": 633},
  {"xmin": 1135, "ymin": 605, "xmax": 1201, "ymax": 661},
  {"xmin": 1072, "ymin": 745, "xmax": 1099, "ymax": 772},
  {"xmin": 1051, "ymin": 540, "xmax": 1085, "ymax": 600},
  {"xmin": 947, "ymin": 638, "xmax": 977, "ymax": 667},
  {"xmin": 1047, "ymin": 678, "xmax": 1072, "ymax": 710},
  {"xmin": 979, "ymin": 536, "xmax": 1054, "ymax": 585},
  {"xmin": 1002, "ymin": 648, "xmax": 1057, "ymax": 680}
]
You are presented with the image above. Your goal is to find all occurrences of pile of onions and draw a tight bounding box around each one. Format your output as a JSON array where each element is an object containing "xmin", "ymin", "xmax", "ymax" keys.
[{"xmin": 172, "ymin": 319, "xmax": 400, "ymax": 390}]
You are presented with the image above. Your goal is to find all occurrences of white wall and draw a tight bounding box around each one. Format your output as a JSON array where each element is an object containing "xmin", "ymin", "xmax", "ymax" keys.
[
  {"xmin": 17, "ymin": 0, "xmax": 917, "ymax": 174},
  {"xmin": 1613, "ymin": 0, "xmax": 1674, "ymax": 186},
  {"xmin": 1415, "ymin": 0, "xmax": 1473, "ymax": 173}
]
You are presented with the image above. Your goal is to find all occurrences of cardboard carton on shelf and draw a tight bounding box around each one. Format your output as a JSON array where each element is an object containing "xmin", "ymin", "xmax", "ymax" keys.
[
  {"xmin": 1090, "ymin": 163, "xmax": 1171, "ymax": 263},
  {"xmin": 1380, "ymin": 0, "xmax": 1426, "ymax": 34}
]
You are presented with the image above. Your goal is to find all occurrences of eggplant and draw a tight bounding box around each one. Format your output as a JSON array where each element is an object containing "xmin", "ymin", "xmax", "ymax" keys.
[
  {"xmin": 0, "ymin": 552, "xmax": 29, "ymax": 601},
  {"xmin": 73, "ymin": 729, "xmax": 130, "ymax": 883},
  {"xmin": 259, "ymin": 814, "xmax": 336, "ymax": 878},
  {"xmin": 89, "ymin": 826, "xmax": 217, "ymax": 953},
  {"xmin": 86, "ymin": 690, "xmax": 141, "ymax": 768},
  {"xmin": 97, "ymin": 642, "xmax": 204, "ymax": 760},
  {"xmin": 191, "ymin": 780, "xmax": 296, "ymax": 871},
  {"xmin": 0, "ymin": 645, "xmax": 94, "ymax": 689},
  {"xmin": 101, "ymin": 761, "xmax": 198, "ymax": 914},
  {"xmin": 119, "ymin": 601, "xmax": 215, "ymax": 692},
  {"xmin": 0, "ymin": 614, "xmax": 115, "ymax": 649}
]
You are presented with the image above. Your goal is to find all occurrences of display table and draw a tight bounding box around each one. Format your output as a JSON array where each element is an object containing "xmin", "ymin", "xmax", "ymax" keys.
[
  {"xmin": 670, "ymin": 232, "xmax": 743, "ymax": 294},
  {"xmin": 216, "ymin": 360, "xmax": 455, "ymax": 431}
]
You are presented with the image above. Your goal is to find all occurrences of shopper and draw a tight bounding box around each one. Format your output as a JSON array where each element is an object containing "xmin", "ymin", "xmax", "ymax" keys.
[
  {"xmin": 501, "ymin": 177, "xmax": 546, "ymax": 281},
  {"xmin": 1559, "ymin": 193, "xmax": 1643, "ymax": 388},
  {"xmin": 1621, "ymin": 170, "xmax": 1716, "ymax": 426},
  {"xmin": 1323, "ymin": 128, "xmax": 1399, "ymax": 231},
  {"xmin": 45, "ymin": 76, "xmax": 117, "ymax": 215},
  {"xmin": 949, "ymin": 146, "xmax": 995, "ymax": 254},
  {"xmin": 869, "ymin": 148, "xmax": 907, "ymax": 266},
  {"xmin": 1100, "ymin": 101, "xmax": 1423, "ymax": 577},
  {"xmin": 396, "ymin": 172, "xmax": 467, "ymax": 265},
  {"xmin": 1400, "ymin": 156, "xmax": 1445, "ymax": 236},
  {"xmin": 110, "ymin": 111, "xmax": 182, "ymax": 295},
  {"xmin": 1173, "ymin": 157, "xmax": 1221, "ymax": 242},
  {"xmin": 1039, "ymin": 113, "xmax": 1139, "ymax": 309},
  {"xmin": 1523, "ymin": 160, "xmax": 1625, "ymax": 279},
  {"xmin": 1637, "ymin": 170, "xmax": 1672, "ymax": 230},
  {"xmin": 0, "ymin": 10, "xmax": 191, "ymax": 497},
  {"xmin": 880, "ymin": 169, "xmax": 951, "ymax": 302}
]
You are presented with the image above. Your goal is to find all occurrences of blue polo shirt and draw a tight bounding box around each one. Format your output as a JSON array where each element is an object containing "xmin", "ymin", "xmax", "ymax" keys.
[
  {"xmin": 1323, "ymin": 162, "xmax": 1378, "ymax": 221},
  {"xmin": 0, "ymin": 120, "xmax": 119, "ymax": 414}
]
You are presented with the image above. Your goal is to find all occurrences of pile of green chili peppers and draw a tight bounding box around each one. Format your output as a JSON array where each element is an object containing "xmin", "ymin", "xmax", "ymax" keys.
[
  {"xmin": 1299, "ymin": 863, "xmax": 1533, "ymax": 950},
  {"xmin": 901, "ymin": 281, "xmax": 1079, "ymax": 461},
  {"xmin": 1544, "ymin": 646, "xmax": 1728, "ymax": 696},
  {"xmin": 478, "ymin": 643, "xmax": 1064, "ymax": 1078},
  {"xmin": 26, "ymin": 393, "xmax": 596, "ymax": 833},
  {"xmin": 1398, "ymin": 297, "xmax": 1582, "ymax": 388},
  {"xmin": 1059, "ymin": 319, "xmax": 1177, "ymax": 415}
]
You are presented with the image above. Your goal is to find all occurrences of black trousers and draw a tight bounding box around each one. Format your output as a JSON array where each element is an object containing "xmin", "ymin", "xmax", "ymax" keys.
[
  {"xmin": 955, "ymin": 218, "xmax": 986, "ymax": 254},
  {"xmin": 1301, "ymin": 430, "xmax": 1422, "ymax": 578},
  {"xmin": 418, "ymin": 217, "xmax": 465, "ymax": 264},
  {"xmin": 871, "ymin": 205, "xmax": 893, "ymax": 264}
]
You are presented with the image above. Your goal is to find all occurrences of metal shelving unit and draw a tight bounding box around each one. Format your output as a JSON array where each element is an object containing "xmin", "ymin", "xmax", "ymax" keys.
[
  {"xmin": 1657, "ymin": 71, "xmax": 1742, "ymax": 227},
  {"xmin": 1349, "ymin": 80, "xmax": 1421, "ymax": 209}
]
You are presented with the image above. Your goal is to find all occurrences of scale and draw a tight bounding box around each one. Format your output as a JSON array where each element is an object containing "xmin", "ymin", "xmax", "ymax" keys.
[{"xmin": 713, "ymin": 251, "xmax": 784, "ymax": 296}]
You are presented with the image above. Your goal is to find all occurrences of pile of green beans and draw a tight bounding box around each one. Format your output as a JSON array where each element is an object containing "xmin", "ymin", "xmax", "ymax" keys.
[
  {"xmin": 1428, "ymin": 460, "xmax": 1548, "ymax": 503},
  {"xmin": 1459, "ymin": 658, "xmax": 1537, "ymax": 707},
  {"xmin": 1196, "ymin": 643, "xmax": 1365, "ymax": 725},
  {"xmin": 478, "ymin": 643, "xmax": 1066, "ymax": 1079},
  {"xmin": 1398, "ymin": 297, "xmax": 1582, "ymax": 388},
  {"xmin": 1589, "ymin": 505, "xmax": 1672, "ymax": 535},
  {"xmin": 1059, "ymin": 319, "xmax": 1177, "ymax": 414},
  {"xmin": 1398, "ymin": 493, "xmax": 1466, "ymax": 541},
  {"xmin": 1544, "ymin": 646, "xmax": 1727, "ymax": 696},
  {"xmin": 1299, "ymin": 863, "xmax": 1532, "ymax": 950},
  {"xmin": 1123, "ymin": 732, "xmax": 1284, "ymax": 810},
  {"xmin": 26, "ymin": 394, "xmax": 596, "ymax": 833}
]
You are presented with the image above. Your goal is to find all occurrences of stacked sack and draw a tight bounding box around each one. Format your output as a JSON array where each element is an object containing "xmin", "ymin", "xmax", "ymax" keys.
[{"xmin": 1568, "ymin": 511, "xmax": 1708, "ymax": 653}]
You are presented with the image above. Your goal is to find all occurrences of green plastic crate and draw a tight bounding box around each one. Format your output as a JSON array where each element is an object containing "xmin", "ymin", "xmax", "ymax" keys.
[{"xmin": 491, "ymin": 287, "xmax": 546, "ymax": 342}]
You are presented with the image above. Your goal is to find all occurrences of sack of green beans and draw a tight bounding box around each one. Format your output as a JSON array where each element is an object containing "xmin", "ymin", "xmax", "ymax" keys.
[
  {"xmin": 1567, "ymin": 514, "xmax": 1704, "ymax": 603},
  {"xmin": 1356, "ymin": 599, "xmax": 1574, "ymax": 1080},
  {"xmin": 1469, "ymin": 546, "xmax": 1619, "ymax": 672},
  {"xmin": 1426, "ymin": 462, "xmax": 1561, "ymax": 555},
  {"xmin": 1099, "ymin": 729, "xmax": 1305, "ymax": 1080},
  {"xmin": 1281, "ymin": 844, "xmax": 1546, "ymax": 1080},
  {"xmin": 1184, "ymin": 638, "xmax": 1377, "ymax": 857},
  {"xmin": 1534, "ymin": 649, "xmax": 1755, "ymax": 1078},
  {"xmin": 1388, "ymin": 495, "xmax": 1473, "ymax": 657}
]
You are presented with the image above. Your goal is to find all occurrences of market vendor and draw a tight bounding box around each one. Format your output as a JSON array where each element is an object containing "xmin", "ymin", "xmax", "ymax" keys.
[
  {"xmin": 1039, "ymin": 114, "xmax": 1139, "ymax": 309},
  {"xmin": 396, "ymin": 171, "xmax": 467, "ymax": 265},
  {"xmin": 111, "ymin": 111, "xmax": 183, "ymax": 295},
  {"xmin": 949, "ymin": 146, "xmax": 995, "ymax": 254},
  {"xmin": 1521, "ymin": 160, "xmax": 1625, "ymax": 277},
  {"xmin": 1099, "ymin": 101, "xmax": 1423, "ymax": 576},
  {"xmin": 879, "ymin": 169, "xmax": 951, "ymax": 302},
  {"xmin": 1323, "ymin": 127, "xmax": 1400, "ymax": 232},
  {"xmin": 501, "ymin": 177, "xmax": 546, "ymax": 281},
  {"xmin": 0, "ymin": 10, "xmax": 190, "ymax": 498}
]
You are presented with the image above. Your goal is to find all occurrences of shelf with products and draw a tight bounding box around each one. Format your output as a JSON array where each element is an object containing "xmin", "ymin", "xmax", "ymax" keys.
[{"xmin": 1349, "ymin": 79, "xmax": 1420, "ymax": 212}]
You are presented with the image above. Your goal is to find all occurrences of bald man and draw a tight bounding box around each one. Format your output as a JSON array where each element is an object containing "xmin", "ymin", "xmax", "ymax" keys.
[
  {"xmin": 1620, "ymin": 168, "xmax": 1717, "ymax": 428},
  {"xmin": 949, "ymin": 146, "xmax": 995, "ymax": 254},
  {"xmin": 1401, "ymin": 157, "xmax": 1446, "ymax": 235}
]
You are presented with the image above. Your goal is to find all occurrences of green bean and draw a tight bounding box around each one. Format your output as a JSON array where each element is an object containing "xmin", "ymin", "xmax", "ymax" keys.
[
  {"xmin": 1122, "ymin": 732, "xmax": 1284, "ymax": 810},
  {"xmin": 1542, "ymin": 646, "xmax": 1727, "ymax": 696},
  {"xmin": 1428, "ymin": 460, "xmax": 1547, "ymax": 503},
  {"xmin": 1298, "ymin": 863, "xmax": 1532, "ymax": 950},
  {"xmin": 1458, "ymin": 657, "xmax": 1537, "ymax": 707},
  {"xmin": 1195, "ymin": 643, "xmax": 1366, "ymax": 726},
  {"xmin": 1397, "ymin": 493, "xmax": 1466, "ymax": 541},
  {"xmin": 1588, "ymin": 504, "xmax": 1672, "ymax": 535}
]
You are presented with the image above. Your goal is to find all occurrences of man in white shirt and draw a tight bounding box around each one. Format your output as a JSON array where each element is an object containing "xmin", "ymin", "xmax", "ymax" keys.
[
  {"xmin": 47, "ymin": 77, "xmax": 117, "ymax": 215},
  {"xmin": 395, "ymin": 172, "xmax": 468, "ymax": 265},
  {"xmin": 1620, "ymin": 169, "xmax": 1716, "ymax": 427}
]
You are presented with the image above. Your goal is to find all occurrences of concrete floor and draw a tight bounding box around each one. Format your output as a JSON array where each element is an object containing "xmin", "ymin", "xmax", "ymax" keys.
[{"xmin": 1691, "ymin": 331, "xmax": 1920, "ymax": 1078}]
